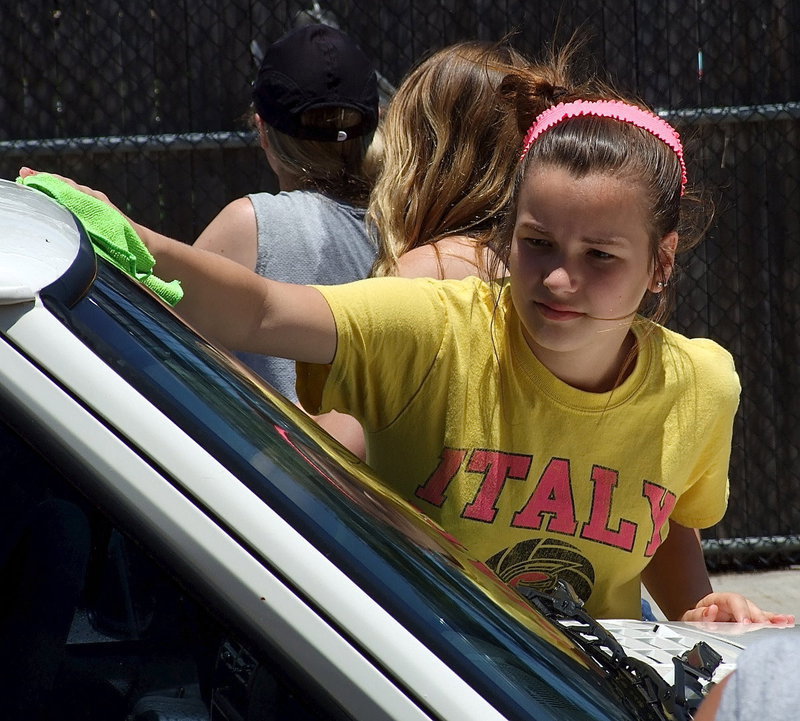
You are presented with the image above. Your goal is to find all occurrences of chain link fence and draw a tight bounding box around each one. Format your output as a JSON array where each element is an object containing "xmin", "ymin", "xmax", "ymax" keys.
[{"xmin": 3, "ymin": 1, "xmax": 799, "ymax": 569}]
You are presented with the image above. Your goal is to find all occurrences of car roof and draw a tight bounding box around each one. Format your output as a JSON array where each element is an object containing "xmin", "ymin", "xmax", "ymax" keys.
[{"xmin": 0, "ymin": 178, "xmax": 96, "ymax": 306}]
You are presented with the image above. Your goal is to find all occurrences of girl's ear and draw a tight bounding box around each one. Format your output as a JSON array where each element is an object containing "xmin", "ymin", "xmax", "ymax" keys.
[
  {"xmin": 255, "ymin": 114, "xmax": 269, "ymax": 151},
  {"xmin": 649, "ymin": 231, "xmax": 678, "ymax": 293}
]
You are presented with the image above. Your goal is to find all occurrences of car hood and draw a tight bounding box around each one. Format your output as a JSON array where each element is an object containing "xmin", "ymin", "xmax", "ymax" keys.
[{"xmin": 604, "ymin": 617, "xmax": 799, "ymax": 686}]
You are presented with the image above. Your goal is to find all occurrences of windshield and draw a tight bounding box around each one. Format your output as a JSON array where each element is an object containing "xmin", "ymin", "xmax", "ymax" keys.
[{"xmin": 45, "ymin": 261, "xmax": 648, "ymax": 721}]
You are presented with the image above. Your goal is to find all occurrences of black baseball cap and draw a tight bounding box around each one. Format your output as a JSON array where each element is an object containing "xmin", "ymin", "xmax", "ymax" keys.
[{"xmin": 253, "ymin": 24, "xmax": 379, "ymax": 143}]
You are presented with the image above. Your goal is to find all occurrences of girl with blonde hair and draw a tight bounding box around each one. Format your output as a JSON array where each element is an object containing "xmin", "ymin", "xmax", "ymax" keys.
[{"xmin": 369, "ymin": 40, "xmax": 527, "ymax": 280}]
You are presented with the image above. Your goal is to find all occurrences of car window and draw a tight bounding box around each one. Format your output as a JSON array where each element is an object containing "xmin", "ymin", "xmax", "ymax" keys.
[
  {"xmin": 0, "ymin": 415, "xmax": 358, "ymax": 721},
  {"xmin": 42, "ymin": 262, "xmax": 650, "ymax": 721}
]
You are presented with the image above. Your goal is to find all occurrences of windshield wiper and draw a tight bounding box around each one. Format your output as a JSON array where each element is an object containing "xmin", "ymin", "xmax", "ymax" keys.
[{"xmin": 519, "ymin": 581, "xmax": 722, "ymax": 721}]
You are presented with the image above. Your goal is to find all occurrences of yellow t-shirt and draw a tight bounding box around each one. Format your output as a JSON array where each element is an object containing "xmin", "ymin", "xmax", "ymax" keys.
[{"xmin": 297, "ymin": 276, "xmax": 740, "ymax": 619}]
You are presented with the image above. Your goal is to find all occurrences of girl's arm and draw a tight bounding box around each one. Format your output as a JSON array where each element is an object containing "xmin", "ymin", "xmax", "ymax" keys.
[
  {"xmin": 194, "ymin": 197, "xmax": 259, "ymax": 270},
  {"xmin": 18, "ymin": 168, "xmax": 337, "ymax": 364},
  {"xmin": 313, "ymin": 410, "xmax": 367, "ymax": 460},
  {"xmin": 190, "ymin": 196, "xmax": 368, "ymax": 457},
  {"xmin": 692, "ymin": 672, "xmax": 731, "ymax": 721},
  {"xmin": 642, "ymin": 522, "xmax": 712, "ymax": 620},
  {"xmin": 642, "ymin": 522, "xmax": 794, "ymax": 624},
  {"xmin": 146, "ymin": 229, "xmax": 337, "ymax": 364}
]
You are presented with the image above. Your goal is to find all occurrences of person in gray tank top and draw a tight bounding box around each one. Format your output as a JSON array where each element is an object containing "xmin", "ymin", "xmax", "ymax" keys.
[
  {"xmin": 194, "ymin": 23, "xmax": 380, "ymax": 456},
  {"xmin": 694, "ymin": 634, "xmax": 800, "ymax": 720}
]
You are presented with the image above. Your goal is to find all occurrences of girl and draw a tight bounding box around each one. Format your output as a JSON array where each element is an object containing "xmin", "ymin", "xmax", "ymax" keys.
[
  {"xmin": 193, "ymin": 23, "xmax": 381, "ymax": 456},
  {"xmin": 339, "ymin": 40, "xmax": 527, "ymax": 457},
  {"xmin": 21, "ymin": 57, "xmax": 791, "ymax": 624},
  {"xmin": 369, "ymin": 40, "xmax": 526, "ymax": 280}
]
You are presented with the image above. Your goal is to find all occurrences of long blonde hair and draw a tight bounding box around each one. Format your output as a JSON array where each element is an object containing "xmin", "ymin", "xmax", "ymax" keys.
[{"xmin": 369, "ymin": 41, "xmax": 528, "ymax": 277}]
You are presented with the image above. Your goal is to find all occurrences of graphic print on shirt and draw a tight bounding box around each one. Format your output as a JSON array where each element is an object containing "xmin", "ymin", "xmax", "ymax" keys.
[
  {"xmin": 415, "ymin": 446, "xmax": 676, "ymax": 559},
  {"xmin": 486, "ymin": 538, "xmax": 595, "ymax": 601}
]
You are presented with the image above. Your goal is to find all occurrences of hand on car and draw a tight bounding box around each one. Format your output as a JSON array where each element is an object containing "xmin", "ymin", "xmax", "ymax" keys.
[
  {"xmin": 18, "ymin": 167, "xmax": 162, "ymax": 252},
  {"xmin": 19, "ymin": 167, "xmax": 121, "ymax": 213},
  {"xmin": 681, "ymin": 592, "xmax": 795, "ymax": 625}
]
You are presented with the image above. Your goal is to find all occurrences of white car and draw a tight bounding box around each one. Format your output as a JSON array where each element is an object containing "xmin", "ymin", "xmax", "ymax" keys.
[{"xmin": 0, "ymin": 178, "xmax": 791, "ymax": 721}]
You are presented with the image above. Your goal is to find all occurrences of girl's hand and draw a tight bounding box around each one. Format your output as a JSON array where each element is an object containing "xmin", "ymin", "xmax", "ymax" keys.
[
  {"xmin": 681, "ymin": 592, "xmax": 795, "ymax": 625},
  {"xmin": 18, "ymin": 167, "xmax": 161, "ymax": 252},
  {"xmin": 19, "ymin": 167, "xmax": 121, "ymax": 213}
]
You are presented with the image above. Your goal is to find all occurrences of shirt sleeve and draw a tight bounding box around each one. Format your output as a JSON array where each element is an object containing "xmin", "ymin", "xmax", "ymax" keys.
[
  {"xmin": 671, "ymin": 339, "xmax": 741, "ymax": 529},
  {"xmin": 296, "ymin": 276, "xmax": 454, "ymax": 432}
]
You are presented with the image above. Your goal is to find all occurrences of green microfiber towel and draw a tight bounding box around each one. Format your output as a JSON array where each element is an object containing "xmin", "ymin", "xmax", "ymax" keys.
[{"xmin": 17, "ymin": 173, "xmax": 183, "ymax": 306}]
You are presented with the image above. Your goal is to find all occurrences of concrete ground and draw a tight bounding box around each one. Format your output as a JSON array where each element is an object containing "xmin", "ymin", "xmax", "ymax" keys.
[{"xmin": 643, "ymin": 567, "xmax": 800, "ymax": 621}]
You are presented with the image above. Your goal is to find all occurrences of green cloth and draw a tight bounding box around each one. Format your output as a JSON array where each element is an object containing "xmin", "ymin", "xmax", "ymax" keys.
[{"xmin": 17, "ymin": 173, "xmax": 183, "ymax": 306}]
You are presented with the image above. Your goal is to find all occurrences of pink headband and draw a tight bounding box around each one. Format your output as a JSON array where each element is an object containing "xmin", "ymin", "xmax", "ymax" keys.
[{"xmin": 519, "ymin": 99, "xmax": 687, "ymax": 195}]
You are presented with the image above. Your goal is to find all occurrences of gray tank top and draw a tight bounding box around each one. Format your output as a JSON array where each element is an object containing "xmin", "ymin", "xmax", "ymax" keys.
[
  {"xmin": 717, "ymin": 634, "xmax": 800, "ymax": 719},
  {"xmin": 237, "ymin": 190, "xmax": 376, "ymax": 402}
]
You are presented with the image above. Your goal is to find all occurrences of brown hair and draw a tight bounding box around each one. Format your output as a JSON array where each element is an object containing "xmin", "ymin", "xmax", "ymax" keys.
[
  {"xmin": 491, "ymin": 48, "xmax": 712, "ymax": 325},
  {"xmin": 369, "ymin": 41, "xmax": 528, "ymax": 278}
]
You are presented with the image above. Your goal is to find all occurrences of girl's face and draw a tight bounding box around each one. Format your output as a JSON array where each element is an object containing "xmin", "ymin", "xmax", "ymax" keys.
[{"xmin": 508, "ymin": 165, "xmax": 676, "ymax": 389}]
